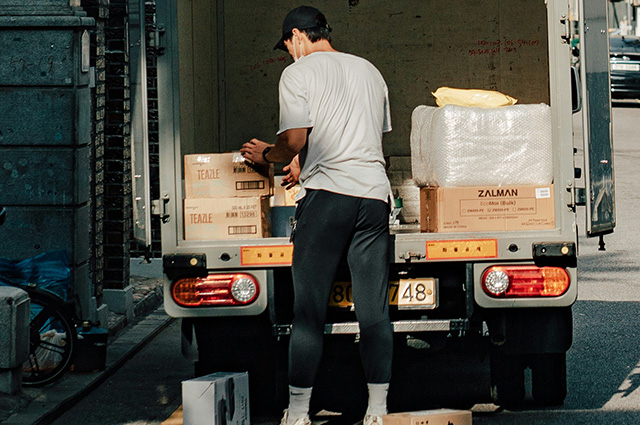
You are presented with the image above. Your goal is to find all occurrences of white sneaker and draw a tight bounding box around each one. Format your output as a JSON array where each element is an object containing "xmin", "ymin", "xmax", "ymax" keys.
[
  {"xmin": 280, "ymin": 410, "xmax": 312, "ymax": 425},
  {"xmin": 364, "ymin": 414, "xmax": 383, "ymax": 425}
]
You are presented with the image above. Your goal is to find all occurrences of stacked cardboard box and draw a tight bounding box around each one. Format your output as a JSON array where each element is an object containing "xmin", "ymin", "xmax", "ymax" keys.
[
  {"xmin": 384, "ymin": 409, "xmax": 472, "ymax": 425},
  {"xmin": 420, "ymin": 185, "xmax": 555, "ymax": 233},
  {"xmin": 273, "ymin": 175, "xmax": 300, "ymax": 207},
  {"xmin": 183, "ymin": 153, "xmax": 273, "ymax": 240},
  {"xmin": 411, "ymin": 103, "xmax": 556, "ymax": 233}
]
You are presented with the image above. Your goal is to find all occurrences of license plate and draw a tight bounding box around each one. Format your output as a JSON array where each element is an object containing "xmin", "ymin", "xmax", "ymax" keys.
[
  {"xmin": 394, "ymin": 278, "xmax": 438, "ymax": 310},
  {"xmin": 328, "ymin": 279, "xmax": 438, "ymax": 310},
  {"xmin": 611, "ymin": 63, "xmax": 640, "ymax": 72}
]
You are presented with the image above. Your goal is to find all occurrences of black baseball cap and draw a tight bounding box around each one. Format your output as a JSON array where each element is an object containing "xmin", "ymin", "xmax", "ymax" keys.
[{"xmin": 274, "ymin": 6, "xmax": 331, "ymax": 51}]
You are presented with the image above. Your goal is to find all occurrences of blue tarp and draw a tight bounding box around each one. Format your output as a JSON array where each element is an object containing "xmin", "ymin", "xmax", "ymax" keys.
[{"xmin": 0, "ymin": 250, "xmax": 71, "ymax": 301}]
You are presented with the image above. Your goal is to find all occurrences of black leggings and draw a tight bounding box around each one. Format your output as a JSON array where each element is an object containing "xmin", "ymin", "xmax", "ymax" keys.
[{"xmin": 288, "ymin": 189, "xmax": 393, "ymax": 388}]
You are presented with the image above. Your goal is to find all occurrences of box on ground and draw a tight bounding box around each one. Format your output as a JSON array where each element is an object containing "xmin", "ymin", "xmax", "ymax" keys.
[
  {"xmin": 273, "ymin": 175, "xmax": 300, "ymax": 206},
  {"xmin": 420, "ymin": 185, "xmax": 555, "ymax": 233},
  {"xmin": 184, "ymin": 153, "xmax": 273, "ymax": 199},
  {"xmin": 184, "ymin": 197, "xmax": 270, "ymax": 240},
  {"xmin": 182, "ymin": 372, "xmax": 249, "ymax": 425},
  {"xmin": 384, "ymin": 409, "xmax": 472, "ymax": 425}
]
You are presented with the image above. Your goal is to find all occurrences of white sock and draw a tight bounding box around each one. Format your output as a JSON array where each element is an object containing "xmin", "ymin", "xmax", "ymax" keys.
[
  {"xmin": 287, "ymin": 385, "xmax": 313, "ymax": 424},
  {"xmin": 366, "ymin": 383, "xmax": 389, "ymax": 416}
]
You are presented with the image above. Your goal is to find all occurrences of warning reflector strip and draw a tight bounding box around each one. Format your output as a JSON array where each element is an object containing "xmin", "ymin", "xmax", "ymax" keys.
[
  {"xmin": 426, "ymin": 239, "xmax": 498, "ymax": 260},
  {"xmin": 241, "ymin": 245, "xmax": 293, "ymax": 266}
]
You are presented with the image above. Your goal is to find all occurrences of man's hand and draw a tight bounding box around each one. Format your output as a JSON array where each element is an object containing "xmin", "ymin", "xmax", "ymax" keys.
[
  {"xmin": 281, "ymin": 155, "xmax": 301, "ymax": 189},
  {"xmin": 241, "ymin": 138, "xmax": 273, "ymax": 165},
  {"xmin": 241, "ymin": 128, "xmax": 308, "ymax": 165}
]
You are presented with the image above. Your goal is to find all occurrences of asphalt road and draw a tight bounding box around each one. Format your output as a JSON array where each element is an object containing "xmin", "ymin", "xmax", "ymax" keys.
[
  {"xmin": 50, "ymin": 103, "xmax": 640, "ymax": 425},
  {"xmin": 472, "ymin": 101, "xmax": 640, "ymax": 423},
  {"xmin": 49, "ymin": 320, "xmax": 191, "ymax": 425}
]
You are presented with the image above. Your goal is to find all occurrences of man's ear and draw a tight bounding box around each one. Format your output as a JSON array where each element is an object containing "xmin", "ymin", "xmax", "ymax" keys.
[{"xmin": 292, "ymin": 28, "xmax": 311, "ymax": 43}]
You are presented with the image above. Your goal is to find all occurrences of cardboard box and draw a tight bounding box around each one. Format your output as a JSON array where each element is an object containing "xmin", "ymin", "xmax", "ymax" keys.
[
  {"xmin": 184, "ymin": 153, "xmax": 273, "ymax": 199},
  {"xmin": 384, "ymin": 409, "xmax": 472, "ymax": 425},
  {"xmin": 273, "ymin": 175, "xmax": 300, "ymax": 206},
  {"xmin": 184, "ymin": 197, "xmax": 270, "ymax": 240},
  {"xmin": 420, "ymin": 185, "xmax": 555, "ymax": 233},
  {"xmin": 385, "ymin": 409, "xmax": 472, "ymax": 425},
  {"xmin": 182, "ymin": 372, "xmax": 249, "ymax": 425}
]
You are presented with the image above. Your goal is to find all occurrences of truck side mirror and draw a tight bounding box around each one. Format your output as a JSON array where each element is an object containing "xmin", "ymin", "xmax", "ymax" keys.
[{"xmin": 571, "ymin": 66, "xmax": 582, "ymax": 113}]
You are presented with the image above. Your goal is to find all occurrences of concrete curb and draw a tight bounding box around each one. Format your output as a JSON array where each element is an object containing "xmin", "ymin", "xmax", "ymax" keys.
[
  {"xmin": 1, "ymin": 258, "xmax": 169, "ymax": 425},
  {"xmin": 2, "ymin": 307, "xmax": 173, "ymax": 425}
]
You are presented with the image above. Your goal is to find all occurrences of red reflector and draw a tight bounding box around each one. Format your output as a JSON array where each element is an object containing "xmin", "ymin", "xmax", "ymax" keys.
[
  {"xmin": 172, "ymin": 273, "xmax": 259, "ymax": 307},
  {"xmin": 482, "ymin": 265, "xmax": 570, "ymax": 298}
]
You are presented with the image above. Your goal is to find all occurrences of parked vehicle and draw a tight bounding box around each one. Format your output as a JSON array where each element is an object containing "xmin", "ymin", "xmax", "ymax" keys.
[
  {"xmin": 610, "ymin": 35, "xmax": 640, "ymax": 98},
  {"xmin": 147, "ymin": 0, "xmax": 615, "ymax": 414}
]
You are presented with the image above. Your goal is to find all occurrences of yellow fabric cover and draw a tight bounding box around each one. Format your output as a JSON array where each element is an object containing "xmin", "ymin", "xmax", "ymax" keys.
[{"xmin": 432, "ymin": 87, "xmax": 518, "ymax": 107}]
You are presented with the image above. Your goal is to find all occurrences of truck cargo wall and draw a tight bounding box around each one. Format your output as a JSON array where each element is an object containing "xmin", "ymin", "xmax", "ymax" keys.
[{"xmin": 176, "ymin": 0, "xmax": 550, "ymax": 159}]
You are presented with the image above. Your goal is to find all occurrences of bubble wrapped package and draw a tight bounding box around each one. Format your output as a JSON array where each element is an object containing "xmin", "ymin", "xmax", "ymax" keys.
[{"xmin": 411, "ymin": 104, "xmax": 553, "ymax": 187}]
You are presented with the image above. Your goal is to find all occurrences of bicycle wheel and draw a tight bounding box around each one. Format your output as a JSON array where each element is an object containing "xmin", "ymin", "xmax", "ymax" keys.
[{"xmin": 22, "ymin": 288, "xmax": 77, "ymax": 386}]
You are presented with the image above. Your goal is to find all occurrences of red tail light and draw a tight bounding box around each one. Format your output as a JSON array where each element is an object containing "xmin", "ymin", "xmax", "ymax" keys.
[
  {"xmin": 172, "ymin": 273, "xmax": 259, "ymax": 307},
  {"xmin": 482, "ymin": 265, "xmax": 570, "ymax": 298}
]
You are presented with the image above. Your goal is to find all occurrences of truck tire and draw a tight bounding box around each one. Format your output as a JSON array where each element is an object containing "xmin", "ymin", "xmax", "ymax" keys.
[
  {"xmin": 531, "ymin": 352, "xmax": 567, "ymax": 406},
  {"xmin": 192, "ymin": 315, "xmax": 288, "ymax": 416},
  {"xmin": 490, "ymin": 353, "xmax": 526, "ymax": 407}
]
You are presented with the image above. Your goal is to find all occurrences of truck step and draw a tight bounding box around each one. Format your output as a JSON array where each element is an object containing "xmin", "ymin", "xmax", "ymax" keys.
[{"xmin": 273, "ymin": 319, "xmax": 469, "ymax": 336}]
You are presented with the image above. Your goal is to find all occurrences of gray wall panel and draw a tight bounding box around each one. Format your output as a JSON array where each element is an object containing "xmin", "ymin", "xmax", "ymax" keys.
[
  {"xmin": 0, "ymin": 88, "xmax": 76, "ymax": 146},
  {"xmin": 0, "ymin": 30, "xmax": 75, "ymax": 86},
  {"xmin": 0, "ymin": 204, "xmax": 90, "ymax": 264},
  {"xmin": 76, "ymin": 87, "xmax": 91, "ymax": 145},
  {"xmin": 0, "ymin": 146, "xmax": 89, "ymax": 205}
]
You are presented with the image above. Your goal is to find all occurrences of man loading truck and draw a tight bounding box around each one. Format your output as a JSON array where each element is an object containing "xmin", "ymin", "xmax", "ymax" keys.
[
  {"xmin": 241, "ymin": 6, "xmax": 394, "ymax": 425},
  {"xmin": 156, "ymin": 0, "xmax": 615, "ymax": 417}
]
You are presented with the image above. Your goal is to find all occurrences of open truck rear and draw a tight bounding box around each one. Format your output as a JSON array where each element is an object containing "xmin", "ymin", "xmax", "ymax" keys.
[{"xmin": 152, "ymin": 0, "xmax": 615, "ymax": 414}]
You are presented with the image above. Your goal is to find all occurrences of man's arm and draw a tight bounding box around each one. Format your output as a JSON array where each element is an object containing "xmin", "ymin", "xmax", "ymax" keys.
[{"xmin": 241, "ymin": 128, "xmax": 308, "ymax": 165}]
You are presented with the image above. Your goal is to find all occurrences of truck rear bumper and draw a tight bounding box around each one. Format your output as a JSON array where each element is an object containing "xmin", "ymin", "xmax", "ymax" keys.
[{"xmin": 273, "ymin": 318, "xmax": 470, "ymax": 336}]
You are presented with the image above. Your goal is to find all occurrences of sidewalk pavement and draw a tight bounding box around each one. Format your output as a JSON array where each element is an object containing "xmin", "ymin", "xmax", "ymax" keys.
[{"xmin": 0, "ymin": 258, "xmax": 172, "ymax": 425}]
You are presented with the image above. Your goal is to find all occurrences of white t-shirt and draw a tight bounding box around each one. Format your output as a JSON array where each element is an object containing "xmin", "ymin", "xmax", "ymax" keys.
[{"xmin": 277, "ymin": 51, "xmax": 392, "ymax": 202}]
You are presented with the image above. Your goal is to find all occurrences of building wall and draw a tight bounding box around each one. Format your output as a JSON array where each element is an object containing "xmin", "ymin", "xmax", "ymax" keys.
[
  {"xmin": 81, "ymin": 0, "xmax": 134, "ymax": 302},
  {"xmin": 82, "ymin": 0, "xmax": 162, "ymax": 299},
  {"xmin": 80, "ymin": 0, "xmax": 107, "ymax": 303},
  {"xmin": 0, "ymin": 2, "xmax": 95, "ymax": 318},
  {"xmin": 0, "ymin": 1, "xmax": 159, "ymax": 321},
  {"xmin": 103, "ymin": 0, "xmax": 132, "ymax": 290}
]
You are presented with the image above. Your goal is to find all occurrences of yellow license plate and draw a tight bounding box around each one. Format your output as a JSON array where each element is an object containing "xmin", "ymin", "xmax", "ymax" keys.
[{"xmin": 328, "ymin": 279, "xmax": 438, "ymax": 310}]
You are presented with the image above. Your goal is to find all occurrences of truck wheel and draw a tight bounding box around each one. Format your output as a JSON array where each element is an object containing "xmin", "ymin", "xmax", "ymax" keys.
[
  {"xmin": 490, "ymin": 353, "xmax": 526, "ymax": 407},
  {"xmin": 531, "ymin": 353, "xmax": 567, "ymax": 406}
]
